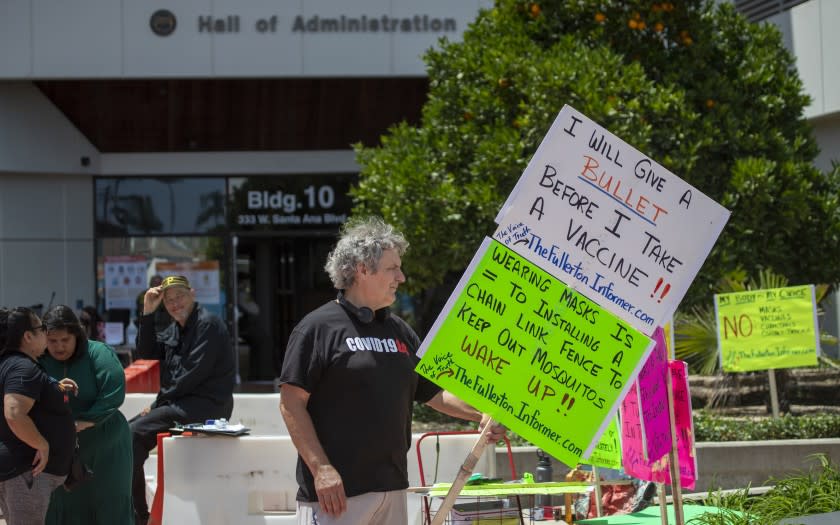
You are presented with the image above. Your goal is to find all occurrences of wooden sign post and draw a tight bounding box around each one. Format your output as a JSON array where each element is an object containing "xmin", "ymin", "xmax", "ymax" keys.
[
  {"xmin": 429, "ymin": 420, "xmax": 494, "ymax": 525},
  {"xmin": 665, "ymin": 368, "xmax": 684, "ymax": 525},
  {"xmin": 767, "ymin": 369, "xmax": 780, "ymax": 418}
]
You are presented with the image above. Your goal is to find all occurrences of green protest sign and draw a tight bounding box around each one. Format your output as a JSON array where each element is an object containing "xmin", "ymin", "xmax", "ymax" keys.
[
  {"xmin": 581, "ymin": 417, "xmax": 621, "ymax": 470},
  {"xmin": 715, "ymin": 285, "xmax": 819, "ymax": 372},
  {"xmin": 416, "ymin": 238, "xmax": 653, "ymax": 467}
]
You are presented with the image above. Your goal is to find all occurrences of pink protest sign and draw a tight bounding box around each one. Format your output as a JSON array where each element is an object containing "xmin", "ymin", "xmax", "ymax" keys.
[
  {"xmin": 670, "ymin": 360, "xmax": 698, "ymax": 489},
  {"xmin": 621, "ymin": 359, "xmax": 697, "ymax": 489},
  {"xmin": 621, "ymin": 382, "xmax": 668, "ymax": 481},
  {"xmin": 637, "ymin": 327, "xmax": 671, "ymax": 462}
]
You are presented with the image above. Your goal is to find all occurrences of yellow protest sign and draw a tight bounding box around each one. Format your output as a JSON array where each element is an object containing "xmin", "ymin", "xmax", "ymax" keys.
[
  {"xmin": 416, "ymin": 238, "xmax": 653, "ymax": 467},
  {"xmin": 581, "ymin": 416, "xmax": 621, "ymax": 470},
  {"xmin": 715, "ymin": 285, "xmax": 819, "ymax": 372},
  {"xmin": 663, "ymin": 320, "xmax": 674, "ymax": 359}
]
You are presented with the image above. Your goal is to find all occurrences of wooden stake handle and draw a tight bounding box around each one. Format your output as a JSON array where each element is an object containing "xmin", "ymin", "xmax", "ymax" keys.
[
  {"xmin": 768, "ymin": 369, "xmax": 780, "ymax": 418},
  {"xmin": 429, "ymin": 419, "xmax": 494, "ymax": 525},
  {"xmin": 665, "ymin": 366, "xmax": 684, "ymax": 525}
]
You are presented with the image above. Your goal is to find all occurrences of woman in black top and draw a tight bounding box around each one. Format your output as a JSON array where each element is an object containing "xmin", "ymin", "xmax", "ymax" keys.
[{"xmin": 0, "ymin": 307, "xmax": 77, "ymax": 525}]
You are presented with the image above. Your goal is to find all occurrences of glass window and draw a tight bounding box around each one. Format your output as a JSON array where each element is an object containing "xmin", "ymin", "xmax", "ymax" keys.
[
  {"xmin": 95, "ymin": 177, "xmax": 227, "ymax": 236},
  {"xmin": 96, "ymin": 236, "xmax": 228, "ymax": 321}
]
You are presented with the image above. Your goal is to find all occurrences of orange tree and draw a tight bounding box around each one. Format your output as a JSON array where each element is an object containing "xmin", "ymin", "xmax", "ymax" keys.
[{"xmin": 352, "ymin": 0, "xmax": 840, "ymax": 331}]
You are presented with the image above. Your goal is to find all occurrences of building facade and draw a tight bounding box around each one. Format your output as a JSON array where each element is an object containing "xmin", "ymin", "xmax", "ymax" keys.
[
  {"xmin": 0, "ymin": 0, "xmax": 490, "ymax": 381},
  {"xmin": 741, "ymin": 0, "xmax": 840, "ymax": 354},
  {"xmin": 0, "ymin": 0, "xmax": 835, "ymax": 379}
]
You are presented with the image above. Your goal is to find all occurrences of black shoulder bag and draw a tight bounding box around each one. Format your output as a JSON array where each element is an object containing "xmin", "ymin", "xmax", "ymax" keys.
[{"xmin": 63, "ymin": 438, "xmax": 93, "ymax": 491}]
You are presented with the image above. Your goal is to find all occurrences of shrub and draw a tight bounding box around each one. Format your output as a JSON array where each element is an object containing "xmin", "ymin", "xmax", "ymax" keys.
[
  {"xmin": 355, "ymin": 0, "xmax": 840, "ymax": 324},
  {"xmin": 693, "ymin": 412, "xmax": 840, "ymax": 442}
]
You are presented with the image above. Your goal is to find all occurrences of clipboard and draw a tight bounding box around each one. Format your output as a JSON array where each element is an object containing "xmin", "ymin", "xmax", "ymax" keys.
[{"xmin": 170, "ymin": 423, "xmax": 250, "ymax": 437}]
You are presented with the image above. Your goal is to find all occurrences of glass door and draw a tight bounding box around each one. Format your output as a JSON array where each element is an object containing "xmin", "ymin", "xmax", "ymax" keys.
[{"xmin": 235, "ymin": 236, "xmax": 335, "ymax": 382}]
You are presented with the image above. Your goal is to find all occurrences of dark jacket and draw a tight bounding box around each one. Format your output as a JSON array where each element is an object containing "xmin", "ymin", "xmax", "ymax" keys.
[{"xmin": 136, "ymin": 304, "xmax": 235, "ymax": 413}]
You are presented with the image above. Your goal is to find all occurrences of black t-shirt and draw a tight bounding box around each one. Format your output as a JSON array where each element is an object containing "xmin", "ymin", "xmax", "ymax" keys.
[
  {"xmin": 280, "ymin": 301, "xmax": 441, "ymax": 501},
  {"xmin": 0, "ymin": 352, "xmax": 76, "ymax": 481}
]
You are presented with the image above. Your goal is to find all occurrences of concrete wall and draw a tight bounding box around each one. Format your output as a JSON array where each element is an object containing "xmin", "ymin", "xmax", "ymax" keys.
[
  {"xmin": 0, "ymin": 82, "xmax": 100, "ymax": 175},
  {"xmin": 764, "ymin": 1, "xmax": 840, "ymax": 174},
  {"xmin": 0, "ymin": 0, "xmax": 493, "ymax": 79},
  {"xmin": 812, "ymin": 112, "xmax": 840, "ymax": 174},
  {"xmin": 0, "ymin": 172, "xmax": 95, "ymax": 309},
  {"xmin": 693, "ymin": 438, "xmax": 840, "ymax": 491},
  {"xmin": 497, "ymin": 439, "xmax": 840, "ymax": 493},
  {"xmin": 768, "ymin": 0, "xmax": 840, "ymax": 121},
  {"xmin": 100, "ymin": 150, "xmax": 358, "ymax": 176}
]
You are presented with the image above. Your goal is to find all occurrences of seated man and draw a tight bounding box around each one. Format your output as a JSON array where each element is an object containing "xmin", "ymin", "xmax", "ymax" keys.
[{"xmin": 130, "ymin": 275, "xmax": 235, "ymax": 525}]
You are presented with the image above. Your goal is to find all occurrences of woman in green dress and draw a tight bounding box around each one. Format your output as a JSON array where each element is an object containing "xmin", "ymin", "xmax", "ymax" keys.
[{"xmin": 40, "ymin": 305, "xmax": 134, "ymax": 525}]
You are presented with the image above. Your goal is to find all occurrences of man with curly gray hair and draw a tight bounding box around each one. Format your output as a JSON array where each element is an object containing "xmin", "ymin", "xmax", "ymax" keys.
[
  {"xmin": 279, "ymin": 216, "xmax": 505, "ymax": 525},
  {"xmin": 324, "ymin": 216, "xmax": 409, "ymax": 291}
]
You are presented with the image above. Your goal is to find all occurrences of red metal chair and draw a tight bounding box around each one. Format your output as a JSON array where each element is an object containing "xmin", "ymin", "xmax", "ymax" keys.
[{"xmin": 415, "ymin": 430, "xmax": 521, "ymax": 525}]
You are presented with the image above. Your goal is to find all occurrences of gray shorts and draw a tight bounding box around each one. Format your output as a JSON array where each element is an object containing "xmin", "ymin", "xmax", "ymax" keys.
[
  {"xmin": 0, "ymin": 471, "xmax": 66, "ymax": 525},
  {"xmin": 297, "ymin": 490, "xmax": 407, "ymax": 525}
]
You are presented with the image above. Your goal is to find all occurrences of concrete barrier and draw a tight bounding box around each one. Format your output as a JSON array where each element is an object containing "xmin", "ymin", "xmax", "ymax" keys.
[
  {"xmin": 119, "ymin": 393, "xmax": 155, "ymax": 421},
  {"xmin": 144, "ymin": 432, "xmax": 840, "ymax": 525},
  {"xmin": 120, "ymin": 393, "xmax": 285, "ymax": 435},
  {"xmin": 156, "ymin": 431, "xmax": 763, "ymax": 524},
  {"xmin": 124, "ymin": 359, "xmax": 160, "ymax": 393},
  {"xmin": 154, "ymin": 430, "xmax": 497, "ymax": 525},
  {"xmin": 122, "ymin": 397, "xmax": 502, "ymax": 524},
  {"xmin": 162, "ymin": 435, "xmax": 298, "ymax": 524},
  {"xmin": 230, "ymin": 394, "xmax": 285, "ymax": 436},
  {"xmin": 123, "ymin": 393, "xmax": 288, "ymax": 520}
]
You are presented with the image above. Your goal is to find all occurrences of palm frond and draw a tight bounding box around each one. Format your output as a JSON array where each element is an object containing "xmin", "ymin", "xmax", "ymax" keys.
[
  {"xmin": 750, "ymin": 268, "xmax": 789, "ymax": 290},
  {"xmin": 675, "ymin": 305, "xmax": 721, "ymax": 375}
]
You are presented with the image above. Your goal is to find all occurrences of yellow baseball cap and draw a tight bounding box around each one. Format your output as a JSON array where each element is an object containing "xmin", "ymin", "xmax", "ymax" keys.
[{"xmin": 160, "ymin": 275, "xmax": 191, "ymax": 291}]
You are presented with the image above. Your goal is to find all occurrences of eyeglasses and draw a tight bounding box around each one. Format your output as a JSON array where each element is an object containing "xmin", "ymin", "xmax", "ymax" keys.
[{"xmin": 29, "ymin": 325, "xmax": 47, "ymax": 334}]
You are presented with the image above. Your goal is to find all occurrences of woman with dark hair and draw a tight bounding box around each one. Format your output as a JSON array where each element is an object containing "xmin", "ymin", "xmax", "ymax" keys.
[
  {"xmin": 39, "ymin": 305, "xmax": 134, "ymax": 525},
  {"xmin": 0, "ymin": 306, "xmax": 77, "ymax": 525}
]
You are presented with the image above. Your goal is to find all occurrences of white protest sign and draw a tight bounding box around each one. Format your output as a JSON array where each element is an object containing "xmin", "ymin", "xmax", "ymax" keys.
[{"xmin": 494, "ymin": 105, "xmax": 730, "ymax": 334}]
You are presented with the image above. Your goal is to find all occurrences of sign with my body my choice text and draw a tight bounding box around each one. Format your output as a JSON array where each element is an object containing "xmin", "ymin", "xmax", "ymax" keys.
[
  {"xmin": 495, "ymin": 106, "xmax": 730, "ymax": 335},
  {"xmin": 715, "ymin": 285, "xmax": 819, "ymax": 372},
  {"xmin": 416, "ymin": 238, "xmax": 653, "ymax": 467}
]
